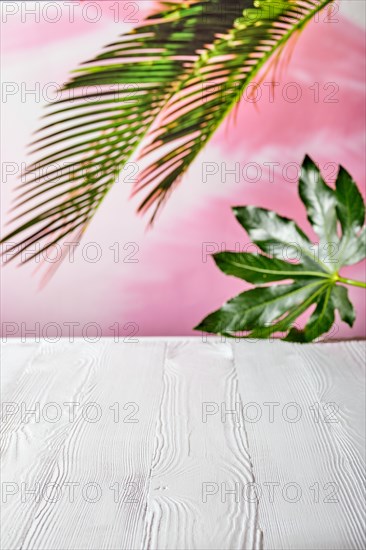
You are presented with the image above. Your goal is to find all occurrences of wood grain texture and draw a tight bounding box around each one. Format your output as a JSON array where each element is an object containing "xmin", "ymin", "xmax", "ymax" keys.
[
  {"xmin": 1, "ymin": 339, "xmax": 166, "ymax": 550},
  {"xmin": 297, "ymin": 342, "xmax": 365, "ymax": 462},
  {"xmin": 1, "ymin": 338, "xmax": 365, "ymax": 550},
  {"xmin": 141, "ymin": 340, "xmax": 261, "ymax": 550},
  {"xmin": 233, "ymin": 340, "xmax": 366, "ymax": 550},
  {"xmin": 1, "ymin": 340, "xmax": 40, "ymax": 399}
]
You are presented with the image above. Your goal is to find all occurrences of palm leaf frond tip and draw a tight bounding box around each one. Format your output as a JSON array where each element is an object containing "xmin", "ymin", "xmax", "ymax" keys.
[{"xmin": 1, "ymin": 0, "xmax": 333, "ymax": 264}]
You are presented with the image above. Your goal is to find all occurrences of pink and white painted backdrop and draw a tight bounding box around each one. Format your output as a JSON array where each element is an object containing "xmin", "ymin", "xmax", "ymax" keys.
[{"xmin": 1, "ymin": 1, "xmax": 365, "ymax": 339}]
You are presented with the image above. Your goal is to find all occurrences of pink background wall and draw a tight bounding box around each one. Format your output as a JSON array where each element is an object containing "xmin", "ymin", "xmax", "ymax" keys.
[{"xmin": 1, "ymin": 1, "xmax": 365, "ymax": 340}]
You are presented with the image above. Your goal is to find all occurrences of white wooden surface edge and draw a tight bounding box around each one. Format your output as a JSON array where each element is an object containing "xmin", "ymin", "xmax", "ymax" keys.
[{"xmin": 1, "ymin": 338, "xmax": 365, "ymax": 550}]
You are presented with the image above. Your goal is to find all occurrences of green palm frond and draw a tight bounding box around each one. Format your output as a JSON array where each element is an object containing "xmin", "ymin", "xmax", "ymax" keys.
[
  {"xmin": 1, "ymin": 0, "xmax": 333, "ymax": 264},
  {"xmin": 136, "ymin": 0, "xmax": 333, "ymax": 217}
]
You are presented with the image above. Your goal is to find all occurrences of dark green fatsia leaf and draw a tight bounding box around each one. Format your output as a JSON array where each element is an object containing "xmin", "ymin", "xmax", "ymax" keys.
[
  {"xmin": 251, "ymin": 282, "xmax": 329, "ymax": 341},
  {"xmin": 336, "ymin": 166, "xmax": 365, "ymax": 235},
  {"xmin": 299, "ymin": 155, "xmax": 339, "ymax": 255},
  {"xmin": 213, "ymin": 251, "xmax": 329, "ymax": 284},
  {"xmin": 304, "ymin": 285, "xmax": 335, "ymax": 340},
  {"xmin": 195, "ymin": 156, "xmax": 365, "ymax": 342},
  {"xmin": 195, "ymin": 280, "xmax": 325, "ymax": 336},
  {"xmin": 339, "ymin": 226, "xmax": 366, "ymax": 266},
  {"xmin": 331, "ymin": 285, "xmax": 355, "ymax": 327},
  {"xmin": 335, "ymin": 167, "xmax": 366, "ymax": 267},
  {"xmin": 285, "ymin": 284, "xmax": 335, "ymax": 342},
  {"xmin": 233, "ymin": 205, "xmax": 328, "ymax": 272},
  {"xmin": 285, "ymin": 283, "xmax": 354, "ymax": 342}
]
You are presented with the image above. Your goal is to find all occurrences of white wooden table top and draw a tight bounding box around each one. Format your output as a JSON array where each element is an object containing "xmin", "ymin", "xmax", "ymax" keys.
[{"xmin": 1, "ymin": 338, "xmax": 365, "ymax": 550}]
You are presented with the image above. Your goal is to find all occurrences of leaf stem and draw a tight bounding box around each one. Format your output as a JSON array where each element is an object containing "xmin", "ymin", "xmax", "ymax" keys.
[{"xmin": 337, "ymin": 276, "xmax": 366, "ymax": 289}]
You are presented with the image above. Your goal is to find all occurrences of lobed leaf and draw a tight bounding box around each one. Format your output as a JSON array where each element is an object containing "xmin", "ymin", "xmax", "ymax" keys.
[
  {"xmin": 195, "ymin": 280, "xmax": 325, "ymax": 336},
  {"xmin": 335, "ymin": 167, "xmax": 366, "ymax": 267},
  {"xmin": 195, "ymin": 156, "xmax": 364, "ymax": 342},
  {"xmin": 299, "ymin": 155, "xmax": 339, "ymax": 256},
  {"xmin": 213, "ymin": 251, "xmax": 329, "ymax": 284},
  {"xmin": 233, "ymin": 205, "xmax": 327, "ymax": 271},
  {"xmin": 331, "ymin": 285, "xmax": 355, "ymax": 327},
  {"xmin": 335, "ymin": 166, "xmax": 365, "ymax": 235}
]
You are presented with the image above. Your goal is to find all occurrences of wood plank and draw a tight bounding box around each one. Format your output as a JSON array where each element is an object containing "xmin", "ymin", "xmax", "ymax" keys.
[
  {"xmin": 233, "ymin": 340, "xmax": 366, "ymax": 550},
  {"xmin": 297, "ymin": 341, "xmax": 365, "ymax": 462},
  {"xmin": 142, "ymin": 340, "xmax": 262, "ymax": 550},
  {"xmin": 2, "ymin": 338, "xmax": 364, "ymax": 550},
  {"xmin": 1, "ymin": 339, "xmax": 166, "ymax": 550},
  {"xmin": 1, "ymin": 340, "xmax": 40, "ymax": 398}
]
